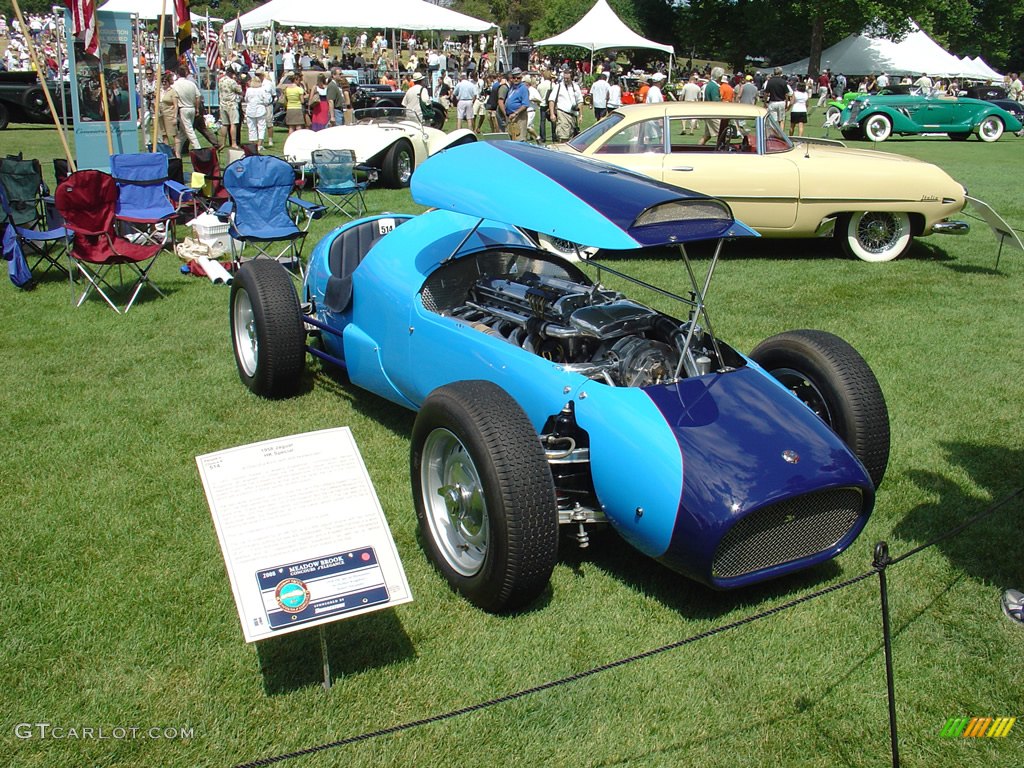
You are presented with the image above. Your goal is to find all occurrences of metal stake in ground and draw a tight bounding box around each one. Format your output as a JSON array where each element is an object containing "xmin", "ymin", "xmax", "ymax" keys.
[{"xmin": 874, "ymin": 541, "xmax": 900, "ymax": 768}]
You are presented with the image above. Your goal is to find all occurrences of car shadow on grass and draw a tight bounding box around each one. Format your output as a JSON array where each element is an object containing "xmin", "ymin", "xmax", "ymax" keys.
[
  {"xmin": 893, "ymin": 442, "xmax": 1023, "ymax": 589},
  {"xmin": 557, "ymin": 527, "xmax": 847, "ymax": 622},
  {"xmin": 256, "ymin": 607, "xmax": 416, "ymax": 695}
]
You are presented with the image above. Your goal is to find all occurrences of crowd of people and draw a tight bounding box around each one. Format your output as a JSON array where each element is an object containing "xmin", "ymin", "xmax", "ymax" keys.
[{"xmin": 4, "ymin": 10, "xmax": 1023, "ymax": 151}]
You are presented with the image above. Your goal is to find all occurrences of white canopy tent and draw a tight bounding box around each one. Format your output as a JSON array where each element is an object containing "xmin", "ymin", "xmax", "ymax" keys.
[
  {"xmin": 97, "ymin": 0, "xmax": 223, "ymax": 24},
  {"xmin": 535, "ymin": 0, "xmax": 673, "ymax": 72},
  {"xmin": 222, "ymin": 0, "xmax": 494, "ymax": 34},
  {"xmin": 778, "ymin": 21, "xmax": 974, "ymax": 79},
  {"xmin": 967, "ymin": 56, "xmax": 1003, "ymax": 81}
]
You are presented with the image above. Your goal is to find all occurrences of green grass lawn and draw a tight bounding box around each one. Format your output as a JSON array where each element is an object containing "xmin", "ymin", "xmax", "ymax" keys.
[{"xmin": 1, "ymin": 115, "xmax": 1023, "ymax": 768}]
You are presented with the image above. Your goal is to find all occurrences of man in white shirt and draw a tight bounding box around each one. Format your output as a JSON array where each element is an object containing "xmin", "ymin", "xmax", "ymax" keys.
[
  {"xmin": 402, "ymin": 72, "xmax": 429, "ymax": 120},
  {"xmin": 590, "ymin": 71, "xmax": 610, "ymax": 119},
  {"xmin": 452, "ymin": 72, "xmax": 478, "ymax": 130},
  {"xmin": 876, "ymin": 72, "xmax": 889, "ymax": 89},
  {"xmin": 646, "ymin": 72, "xmax": 665, "ymax": 103},
  {"xmin": 548, "ymin": 68, "xmax": 583, "ymax": 141},
  {"xmin": 170, "ymin": 66, "xmax": 202, "ymax": 158}
]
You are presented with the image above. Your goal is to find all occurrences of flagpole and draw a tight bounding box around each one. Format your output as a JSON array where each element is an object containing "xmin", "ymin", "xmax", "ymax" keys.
[
  {"xmin": 153, "ymin": 0, "xmax": 168, "ymax": 152},
  {"xmin": 86, "ymin": 6, "xmax": 115, "ymax": 156},
  {"xmin": 10, "ymin": 0, "xmax": 76, "ymax": 171}
]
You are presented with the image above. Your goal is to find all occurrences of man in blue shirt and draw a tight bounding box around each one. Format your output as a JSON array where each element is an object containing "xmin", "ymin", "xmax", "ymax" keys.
[{"xmin": 503, "ymin": 67, "xmax": 530, "ymax": 141}]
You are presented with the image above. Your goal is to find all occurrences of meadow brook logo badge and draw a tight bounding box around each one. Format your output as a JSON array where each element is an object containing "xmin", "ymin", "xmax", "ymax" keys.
[{"xmin": 940, "ymin": 717, "xmax": 1016, "ymax": 738}]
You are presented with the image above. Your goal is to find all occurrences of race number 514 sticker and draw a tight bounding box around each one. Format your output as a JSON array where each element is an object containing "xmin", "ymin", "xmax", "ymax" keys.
[{"xmin": 256, "ymin": 548, "xmax": 390, "ymax": 630}]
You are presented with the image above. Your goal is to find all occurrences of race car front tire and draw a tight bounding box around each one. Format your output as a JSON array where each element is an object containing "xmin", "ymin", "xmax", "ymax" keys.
[
  {"xmin": 412, "ymin": 380, "xmax": 558, "ymax": 612},
  {"xmin": 230, "ymin": 259, "xmax": 306, "ymax": 399},
  {"xmin": 750, "ymin": 330, "xmax": 890, "ymax": 488}
]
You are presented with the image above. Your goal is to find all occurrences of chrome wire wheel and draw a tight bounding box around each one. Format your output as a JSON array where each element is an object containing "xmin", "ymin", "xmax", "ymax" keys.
[
  {"xmin": 420, "ymin": 428, "xmax": 489, "ymax": 577},
  {"xmin": 843, "ymin": 211, "xmax": 912, "ymax": 262},
  {"xmin": 232, "ymin": 287, "xmax": 258, "ymax": 378}
]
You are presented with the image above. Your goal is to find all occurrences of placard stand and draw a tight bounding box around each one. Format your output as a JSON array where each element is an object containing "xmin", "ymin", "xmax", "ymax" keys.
[{"xmin": 320, "ymin": 626, "xmax": 332, "ymax": 690}]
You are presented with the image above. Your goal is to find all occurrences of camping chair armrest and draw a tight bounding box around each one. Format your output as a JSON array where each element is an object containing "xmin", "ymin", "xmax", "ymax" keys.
[
  {"xmin": 355, "ymin": 164, "xmax": 379, "ymax": 183},
  {"xmin": 215, "ymin": 201, "xmax": 233, "ymax": 222},
  {"xmin": 289, "ymin": 196, "xmax": 327, "ymax": 221},
  {"xmin": 165, "ymin": 179, "xmax": 194, "ymax": 201}
]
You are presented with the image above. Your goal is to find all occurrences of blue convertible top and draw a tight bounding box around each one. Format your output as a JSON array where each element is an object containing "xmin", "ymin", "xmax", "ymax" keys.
[{"xmin": 411, "ymin": 141, "xmax": 758, "ymax": 251}]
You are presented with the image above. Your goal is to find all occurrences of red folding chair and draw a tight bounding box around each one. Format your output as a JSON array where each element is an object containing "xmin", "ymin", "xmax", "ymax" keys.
[{"xmin": 55, "ymin": 170, "xmax": 165, "ymax": 314}]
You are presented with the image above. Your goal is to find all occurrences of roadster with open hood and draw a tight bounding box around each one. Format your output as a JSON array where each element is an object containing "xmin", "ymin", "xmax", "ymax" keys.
[{"xmin": 229, "ymin": 141, "xmax": 890, "ymax": 612}]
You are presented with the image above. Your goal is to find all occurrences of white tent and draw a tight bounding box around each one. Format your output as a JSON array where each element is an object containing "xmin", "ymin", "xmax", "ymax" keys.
[
  {"xmin": 97, "ymin": 0, "xmax": 222, "ymax": 24},
  {"xmin": 535, "ymin": 0, "xmax": 674, "ymax": 59},
  {"xmin": 778, "ymin": 21, "xmax": 966, "ymax": 78},
  {"xmin": 969, "ymin": 56, "xmax": 1003, "ymax": 81},
  {"xmin": 222, "ymin": 0, "xmax": 494, "ymax": 34}
]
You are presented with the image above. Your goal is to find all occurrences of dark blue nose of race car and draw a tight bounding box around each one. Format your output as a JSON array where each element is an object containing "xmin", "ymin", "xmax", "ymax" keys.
[{"xmin": 643, "ymin": 367, "xmax": 875, "ymax": 588}]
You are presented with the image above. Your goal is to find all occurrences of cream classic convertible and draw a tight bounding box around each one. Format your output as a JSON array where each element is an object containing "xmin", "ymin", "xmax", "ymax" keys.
[{"xmin": 558, "ymin": 102, "xmax": 972, "ymax": 262}]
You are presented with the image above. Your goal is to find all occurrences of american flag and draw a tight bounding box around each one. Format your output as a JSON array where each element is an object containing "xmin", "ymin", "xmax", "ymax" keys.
[
  {"xmin": 205, "ymin": 33, "xmax": 219, "ymax": 68},
  {"xmin": 63, "ymin": 0, "xmax": 97, "ymax": 56}
]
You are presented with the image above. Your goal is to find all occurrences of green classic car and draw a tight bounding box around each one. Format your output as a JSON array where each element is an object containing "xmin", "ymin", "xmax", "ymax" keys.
[{"xmin": 839, "ymin": 92, "xmax": 1023, "ymax": 142}]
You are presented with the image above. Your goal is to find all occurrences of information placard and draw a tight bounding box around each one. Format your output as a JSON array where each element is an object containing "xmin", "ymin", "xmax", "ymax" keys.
[{"xmin": 196, "ymin": 427, "xmax": 413, "ymax": 642}]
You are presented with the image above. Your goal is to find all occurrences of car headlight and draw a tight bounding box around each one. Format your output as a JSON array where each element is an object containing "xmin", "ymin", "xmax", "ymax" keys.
[{"xmin": 634, "ymin": 199, "xmax": 733, "ymax": 228}]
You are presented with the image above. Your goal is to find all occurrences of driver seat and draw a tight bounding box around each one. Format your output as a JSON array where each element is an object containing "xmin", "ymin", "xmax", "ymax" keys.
[{"xmin": 324, "ymin": 215, "xmax": 411, "ymax": 312}]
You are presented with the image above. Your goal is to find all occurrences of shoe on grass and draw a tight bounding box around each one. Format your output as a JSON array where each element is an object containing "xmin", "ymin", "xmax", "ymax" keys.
[{"xmin": 1002, "ymin": 589, "xmax": 1024, "ymax": 626}]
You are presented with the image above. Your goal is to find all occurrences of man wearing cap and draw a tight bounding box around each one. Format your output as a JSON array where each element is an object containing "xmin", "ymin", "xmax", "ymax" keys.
[
  {"xmin": 402, "ymin": 72, "xmax": 430, "ymax": 120},
  {"xmin": 503, "ymin": 68, "xmax": 530, "ymax": 140},
  {"xmin": 646, "ymin": 72, "xmax": 665, "ymax": 103},
  {"xmin": 736, "ymin": 74, "xmax": 759, "ymax": 105},
  {"xmin": 720, "ymin": 74, "xmax": 734, "ymax": 102}
]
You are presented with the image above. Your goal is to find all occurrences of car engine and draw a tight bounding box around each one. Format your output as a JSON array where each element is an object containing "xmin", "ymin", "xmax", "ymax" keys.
[{"xmin": 445, "ymin": 269, "xmax": 726, "ymax": 387}]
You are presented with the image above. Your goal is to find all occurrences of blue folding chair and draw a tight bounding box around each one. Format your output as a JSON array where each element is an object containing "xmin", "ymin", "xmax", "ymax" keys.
[
  {"xmin": 311, "ymin": 149, "xmax": 369, "ymax": 219},
  {"xmin": 0, "ymin": 178, "xmax": 70, "ymax": 286},
  {"xmin": 220, "ymin": 155, "xmax": 324, "ymax": 274},
  {"xmin": 110, "ymin": 152, "xmax": 195, "ymax": 250}
]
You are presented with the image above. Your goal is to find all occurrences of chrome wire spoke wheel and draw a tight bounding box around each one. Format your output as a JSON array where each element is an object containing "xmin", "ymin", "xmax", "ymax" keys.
[
  {"xmin": 232, "ymin": 288, "xmax": 258, "ymax": 378},
  {"xmin": 857, "ymin": 212, "xmax": 906, "ymax": 256},
  {"xmin": 420, "ymin": 428, "xmax": 489, "ymax": 577}
]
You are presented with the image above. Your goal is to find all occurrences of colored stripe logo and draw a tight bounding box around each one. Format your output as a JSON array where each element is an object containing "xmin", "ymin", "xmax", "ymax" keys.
[{"xmin": 940, "ymin": 717, "xmax": 1016, "ymax": 738}]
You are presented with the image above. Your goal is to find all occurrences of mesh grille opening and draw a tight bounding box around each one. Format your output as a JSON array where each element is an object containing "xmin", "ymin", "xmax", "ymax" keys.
[{"xmin": 712, "ymin": 488, "xmax": 864, "ymax": 579}]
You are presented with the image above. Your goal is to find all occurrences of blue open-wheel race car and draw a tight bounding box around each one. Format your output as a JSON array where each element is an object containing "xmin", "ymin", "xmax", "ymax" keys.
[{"xmin": 229, "ymin": 141, "xmax": 890, "ymax": 613}]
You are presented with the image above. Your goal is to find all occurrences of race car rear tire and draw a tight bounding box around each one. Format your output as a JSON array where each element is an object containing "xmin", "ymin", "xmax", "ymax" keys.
[
  {"xmin": 977, "ymin": 115, "xmax": 1004, "ymax": 142},
  {"xmin": 864, "ymin": 114, "xmax": 892, "ymax": 142},
  {"xmin": 839, "ymin": 211, "xmax": 912, "ymax": 262},
  {"xmin": 750, "ymin": 330, "xmax": 890, "ymax": 488},
  {"xmin": 412, "ymin": 380, "xmax": 558, "ymax": 612},
  {"xmin": 230, "ymin": 259, "xmax": 306, "ymax": 399},
  {"xmin": 381, "ymin": 138, "xmax": 414, "ymax": 188}
]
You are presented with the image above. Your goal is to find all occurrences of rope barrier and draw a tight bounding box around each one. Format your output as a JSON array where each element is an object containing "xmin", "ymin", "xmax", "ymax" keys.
[{"xmin": 232, "ymin": 486, "xmax": 1023, "ymax": 768}]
